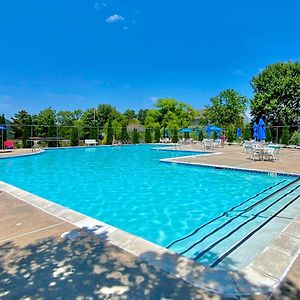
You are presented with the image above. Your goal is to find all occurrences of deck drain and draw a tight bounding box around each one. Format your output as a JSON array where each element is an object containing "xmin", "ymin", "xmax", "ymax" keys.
[{"xmin": 61, "ymin": 230, "xmax": 80, "ymax": 239}]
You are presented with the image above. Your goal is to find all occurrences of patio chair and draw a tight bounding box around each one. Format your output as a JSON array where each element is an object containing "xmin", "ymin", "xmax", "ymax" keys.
[
  {"xmin": 264, "ymin": 146, "xmax": 280, "ymax": 161},
  {"xmin": 244, "ymin": 144, "xmax": 261, "ymax": 161},
  {"xmin": 213, "ymin": 139, "xmax": 221, "ymax": 148},
  {"xmin": 204, "ymin": 139, "xmax": 214, "ymax": 149}
]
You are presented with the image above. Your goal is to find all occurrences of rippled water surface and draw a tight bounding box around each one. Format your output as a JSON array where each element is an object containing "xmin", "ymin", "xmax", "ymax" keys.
[{"xmin": 0, "ymin": 145, "xmax": 292, "ymax": 251}]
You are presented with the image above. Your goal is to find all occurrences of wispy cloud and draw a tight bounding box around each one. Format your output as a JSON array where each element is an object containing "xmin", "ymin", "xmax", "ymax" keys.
[
  {"xmin": 122, "ymin": 26, "xmax": 128, "ymax": 31},
  {"xmin": 149, "ymin": 96, "xmax": 158, "ymax": 103},
  {"xmin": 106, "ymin": 14, "xmax": 124, "ymax": 23},
  {"xmin": 233, "ymin": 69, "xmax": 248, "ymax": 77},
  {"xmin": 94, "ymin": 2, "xmax": 106, "ymax": 11}
]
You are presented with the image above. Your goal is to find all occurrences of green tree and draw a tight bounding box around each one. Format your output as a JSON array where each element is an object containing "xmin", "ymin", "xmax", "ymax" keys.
[
  {"xmin": 132, "ymin": 128, "xmax": 139, "ymax": 144},
  {"xmin": 251, "ymin": 62, "xmax": 300, "ymax": 126},
  {"xmin": 156, "ymin": 98, "xmax": 196, "ymax": 129},
  {"xmin": 198, "ymin": 128, "xmax": 204, "ymax": 141},
  {"xmin": 123, "ymin": 109, "xmax": 136, "ymax": 122},
  {"xmin": 281, "ymin": 125, "xmax": 290, "ymax": 145},
  {"xmin": 97, "ymin": 104, "xmax": 121, "ymax": 128},
  {"xmin": 243, "ymin": 126, "xmax": 252, "ymax": 140},
  {"xmin": 266, "ymin": 127, "xmax": 272, "ymax": 142},
  {"xmin": 70, "ymin": 127, "xmax": 79, "ymax": 146},
  {"xmin": 106, "ymin": 119, "xmax": 114, "ymax": 145},
  {"xmin": 34, "ymin": 108, "xmax": 57, "ymax": 146},
  {"xmin": 204, "ymin": 89, "xmax": 248, "ymax": 126},
  {"xmin": 120, "ymin": 124, "xmax": 129, "ymax": 142},
  {"xmin": 137, "ymin": 109, "xmax": 148, "ymax": 124},
  {"xmin": 154, "ymin": 128, "xmax": 160, "ymax": 143},
  {"xmin": 290, "ymin": 131, "xmax": 300, "ymax": 145},
  {"xmin": 145, "ymin": 128, "xmax": 152, "ymax": 143},
  {"xmin": 172, "ymin": 129, "xmax": 178, "ymax": 143},
  {"xmin": 11, "ymin": 110, "xmax": 31, "ymax": 138}
]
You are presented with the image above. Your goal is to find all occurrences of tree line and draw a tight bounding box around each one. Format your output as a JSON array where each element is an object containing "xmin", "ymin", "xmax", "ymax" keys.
[{"xmin": 1, "ymin": 61, "xmax": 299, "ymax": 148}]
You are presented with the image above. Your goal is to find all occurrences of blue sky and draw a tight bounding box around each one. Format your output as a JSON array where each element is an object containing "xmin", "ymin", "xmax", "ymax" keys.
[{"xmin": 0, "ymin": 0, "xmax": 299, "ymax": 118}]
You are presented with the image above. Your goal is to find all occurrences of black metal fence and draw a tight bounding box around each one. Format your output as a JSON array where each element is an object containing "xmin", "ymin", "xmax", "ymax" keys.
[{"xmin": 1, "ymin": 124, "xmax": 300, "ymax": 148}]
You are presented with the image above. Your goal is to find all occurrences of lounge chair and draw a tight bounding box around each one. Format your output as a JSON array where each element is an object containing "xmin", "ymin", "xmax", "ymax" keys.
[
  {"xmin": 4, "ymin": 140, "xmax": 14, "ymax": 149},
  {"xmin": 84, "ymin": 139, "xmax": 98, "ymax": 146}
]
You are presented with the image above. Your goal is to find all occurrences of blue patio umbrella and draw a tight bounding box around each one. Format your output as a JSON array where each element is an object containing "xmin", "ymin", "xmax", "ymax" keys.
[
  {"xmin": 163, "ymin": 129, "xmax": 168, "ymax": 138},
  {"xmin": 258, "ymin": 118, "xmax": 266, "ymax": 141},
  {"xmin": 209, "ymin": 125, "xmax": 223, "ymax": 132},
  {"xmin": 236, "ymin": 127, "xmax": 242, "ymax": 139},
  {"xmin": 253, "ymin": 122, "xmax": 259, "ymax": 140},
  {"xmin": 206, "ymin": 125, "xmax": 222, "ymax": 138},
  {"xmin": 179, "ymin": 128, "xmax": 192, "ymax": 133}
]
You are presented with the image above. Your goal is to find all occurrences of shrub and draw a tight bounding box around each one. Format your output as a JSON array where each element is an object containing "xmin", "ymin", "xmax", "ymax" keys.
[
  {"xmin": 145, "ymin": 128, "xmax": 152, "ymax": 143},
  {"xmin": 243, "ymin": 127, "xmax": 251, "ymax": 140},
  {"xmin": 22, "ymin": 125, "xmax": 32, "ymax": 148},
  {"xmin": 90, "ymin": 127, "xmax": 98, "ymax": 140},
  {"xmin": 198, "ymin": 129, "xmax": 204, "ymax": 141},
  {"xmin": 290, "ymin": 130, "xmax": 300, "ymax": 145},
  {"xmin": 106, "ymin": 119, "xmax": 114, "ymax": 145},
  {"xmin": 154, "ymin": 128, "xmax": 160, "ymax": 143},
  {"xmin": 70, "ymin": 127, "xmax": 79, "ymax": 146},
  {"xmin": 120, "ymin": 125, "xmax": 128, "ymax": 142},
  {"xmin": 266, "ymin": 127, "xmax": 272, "ymax": 142},
  {"xmin": 132, "ymin": 128, "xmax": 139, "ymax": 144},
  {"xmin": 280, "ymin": 125, "xmax": 289, "ymax": 145},
  {"xmin": 226, "ymin": 128, "xmax": 234, "ymax": 142},
  {"xmin": 102, "ymin": 135, "xmax": 107, "ymax": 145},
  {"xmin": 172, "ymin": 129, "xmax": 178, "ymax": 143}
]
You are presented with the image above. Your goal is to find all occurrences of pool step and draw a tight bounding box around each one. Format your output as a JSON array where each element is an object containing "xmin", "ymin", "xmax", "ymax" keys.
[{"xmin": 167, "ymin": 178, "xmax": 300, "ymax": 268}]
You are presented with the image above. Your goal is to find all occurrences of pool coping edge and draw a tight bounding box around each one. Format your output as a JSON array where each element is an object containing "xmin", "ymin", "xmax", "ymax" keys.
[{"xmin": 1, "ymin": 180, "xmax": 300, "ymax": 297}]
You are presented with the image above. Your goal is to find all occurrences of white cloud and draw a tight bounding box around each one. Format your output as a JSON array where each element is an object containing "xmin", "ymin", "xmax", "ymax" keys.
[
  {"xmin": 122, "ymin": 26, "xmax": 128, "ymax": 30},
  {"xmin": 149, "ymin": 96, "xmax": 158, "ymax": 103},
  {"xmin": 106, "ymin": 14, "xmax": 124, "ymax": 23}
]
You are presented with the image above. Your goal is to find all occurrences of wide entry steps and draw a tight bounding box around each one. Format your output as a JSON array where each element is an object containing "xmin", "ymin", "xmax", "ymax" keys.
[{"xmin": 167, "ymin": 177, "xmax": 300, "ymax": 269}]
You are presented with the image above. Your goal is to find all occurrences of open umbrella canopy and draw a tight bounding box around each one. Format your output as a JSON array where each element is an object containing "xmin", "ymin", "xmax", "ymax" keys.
[
  {"xmin": 258, "ymin": 118, "xmax": 266, "ymax": 141},
  {"xmin": 208, "ymin": 125, "xmax": 223, "ymax": 132},
  {"xmin": 253, "ymin": 122, "xmax": 259, "ymax": 140},
  {"xmin": 179, "ymin": 128, "xmax": 192, "ymax": 133}
]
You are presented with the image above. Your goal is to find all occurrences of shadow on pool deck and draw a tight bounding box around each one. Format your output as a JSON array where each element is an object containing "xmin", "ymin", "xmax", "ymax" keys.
[
  {"xmin": 0, "ymin": 225, "xmax": 236, "ymax": 300},
  {"xmin": 1, "ymin": 223, "xmax": 292, "ymax": 300},
  {"xmin": 1, "ymin": 191, "xmax": 300, "ymax": 299}
]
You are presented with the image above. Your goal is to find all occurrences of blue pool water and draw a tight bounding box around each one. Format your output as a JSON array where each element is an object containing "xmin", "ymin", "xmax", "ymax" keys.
[{"xmin": 0, "ymin": 145, "xmax": 298, "ymax": 269}]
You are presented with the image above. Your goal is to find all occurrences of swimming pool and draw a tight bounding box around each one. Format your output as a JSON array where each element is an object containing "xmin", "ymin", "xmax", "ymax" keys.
[{"xmin": 0, "ymin": 145, "xmax": 299, "ymax": 270}]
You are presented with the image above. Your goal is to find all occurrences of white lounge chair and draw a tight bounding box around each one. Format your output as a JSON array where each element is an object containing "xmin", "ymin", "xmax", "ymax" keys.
[{"xmin": 84, "ymin": 139, "xmax": 98, "ymax": 146}]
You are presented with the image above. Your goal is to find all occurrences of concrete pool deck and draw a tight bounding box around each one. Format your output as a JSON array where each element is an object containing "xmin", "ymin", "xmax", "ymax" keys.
[
  {"xmin": 160, "ymin": 144, "xmax": 300, "ymax": 175},
  {"xmin": 0, "ymin": 145, "xmax": 300, "ymax": 299}
]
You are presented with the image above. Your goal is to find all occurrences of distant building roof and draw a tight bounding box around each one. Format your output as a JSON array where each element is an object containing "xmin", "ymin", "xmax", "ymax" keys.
[{"xmin": 127, "ymin": 123, "xmax": 144, "ymax": 132}]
